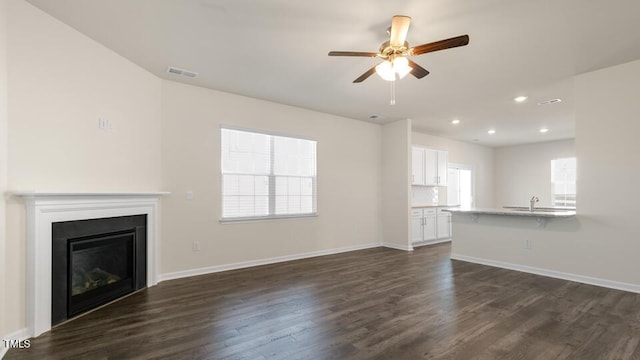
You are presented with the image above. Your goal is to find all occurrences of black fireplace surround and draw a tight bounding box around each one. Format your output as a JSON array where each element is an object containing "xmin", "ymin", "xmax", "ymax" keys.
[{"xmin": 52, "ymin": 215, "xmax": 147, "ymax": 326}]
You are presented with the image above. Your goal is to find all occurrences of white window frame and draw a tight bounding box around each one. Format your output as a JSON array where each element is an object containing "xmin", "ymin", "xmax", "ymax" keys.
[{"xmin": 220, "ymin": 126, "xmax": 318, "ymax": 223}]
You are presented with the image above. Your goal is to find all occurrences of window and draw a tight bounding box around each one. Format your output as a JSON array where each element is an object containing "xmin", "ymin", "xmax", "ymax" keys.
[
  {"xmin": 447, "ymin": 164, "xmax": 474, "ymax": 208},
  {"xmin": 221, "ymin": 127, "xmax": 317, "ymax": 220},
  {"xmin": 551, "ymin": 157, "xmax": 576, "ymax": 207}
]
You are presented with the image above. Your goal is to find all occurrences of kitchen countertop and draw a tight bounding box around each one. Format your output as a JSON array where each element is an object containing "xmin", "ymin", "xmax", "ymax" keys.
[
  {"xmin": 412, "ymin": 204, "xmax": 460, "ymax": 208},
  {"xmin": 443, "ymin": 207, "xmax": 576, "ymax": 218}
]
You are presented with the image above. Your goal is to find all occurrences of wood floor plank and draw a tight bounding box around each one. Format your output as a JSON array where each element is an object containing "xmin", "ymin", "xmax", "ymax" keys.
[{"xmin": 6, "ymin": 243, "xmax": 640, "ymax": 359}]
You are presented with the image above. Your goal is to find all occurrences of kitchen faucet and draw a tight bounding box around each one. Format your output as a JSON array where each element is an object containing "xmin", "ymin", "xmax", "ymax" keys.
[{"xmin": 529, "ymin": 196, "xmax": 539, "ymax": 212}]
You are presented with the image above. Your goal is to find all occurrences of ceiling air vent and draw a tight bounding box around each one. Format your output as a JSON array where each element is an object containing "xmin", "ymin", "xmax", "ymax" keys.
[
  {"xmin": 537, "ymin": 98, "xmax": 562, "ymax": 106},
  {"xmin": 167, "ymin": 66, "xmax": 198, "ymax": 78}
]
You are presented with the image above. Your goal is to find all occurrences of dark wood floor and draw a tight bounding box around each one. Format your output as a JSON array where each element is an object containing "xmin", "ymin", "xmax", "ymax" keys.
[{"xmin": 7, "ymin": 243, "xmax": 640, "ymax": 359}]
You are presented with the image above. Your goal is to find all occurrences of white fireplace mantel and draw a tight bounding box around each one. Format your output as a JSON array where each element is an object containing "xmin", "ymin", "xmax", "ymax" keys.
[{"xmin": 10, "ymin": 191, "xmax": 169, "ymax": 337}]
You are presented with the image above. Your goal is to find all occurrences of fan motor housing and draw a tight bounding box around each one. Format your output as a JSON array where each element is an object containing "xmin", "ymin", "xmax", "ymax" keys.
[{"xmin": 379, "ymin": 41, "xmax": 410, "ymax": 59}]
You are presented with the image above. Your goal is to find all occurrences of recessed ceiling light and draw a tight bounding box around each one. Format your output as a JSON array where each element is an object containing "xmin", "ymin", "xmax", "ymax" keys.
[
  {"xmin": 514, "ymin": 96, "xmax": 528, "ymax": 103},
  {"xmin": 539, "ymin": 128, "xmax": 549, "ymax": 133},
  {"xmin": 451, "ymin": 119, "xmax": 461, "ymax": 125},
  {"xmin": 488, "ymin": 129, "xmax": 496, "ymax": 135}
]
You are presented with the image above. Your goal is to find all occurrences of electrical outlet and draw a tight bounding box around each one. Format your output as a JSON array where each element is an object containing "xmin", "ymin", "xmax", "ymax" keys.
[
  {"xmin": 192, "ymin": 241, "xmax": 201, "ymax": 252},
  {"xmin": 525, "ymin": 239, "xmax": 533, "ymax": 250},
  {"xmin": 186, "ymin": 191, "xmax": 194, "ymax": 200}
]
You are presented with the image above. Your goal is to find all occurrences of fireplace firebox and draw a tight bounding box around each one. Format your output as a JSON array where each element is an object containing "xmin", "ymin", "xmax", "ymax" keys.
[{"xmin": 52, "ymin": 215, "xmax": 147, "ymax": 326}]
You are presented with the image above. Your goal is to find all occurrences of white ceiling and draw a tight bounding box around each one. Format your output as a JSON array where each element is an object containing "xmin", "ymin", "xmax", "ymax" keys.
[{"xmin": 25, "ymin": 0, "xmax": 640, "ymax": 146}]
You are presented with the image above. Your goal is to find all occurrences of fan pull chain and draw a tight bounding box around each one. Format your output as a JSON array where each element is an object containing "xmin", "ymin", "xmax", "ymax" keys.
[{"xmin": 390, "ymin": 80, "xmax": 396, "ymax": 105}]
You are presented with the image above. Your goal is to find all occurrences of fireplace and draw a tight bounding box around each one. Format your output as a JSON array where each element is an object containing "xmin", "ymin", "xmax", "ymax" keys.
[
  {"xmin": 51, "ymin": 215, "xmax": 147, "ymax": 326},
  {"xmin": 12, "ymin": 192, "xmax": 165, "ymax": 337}
]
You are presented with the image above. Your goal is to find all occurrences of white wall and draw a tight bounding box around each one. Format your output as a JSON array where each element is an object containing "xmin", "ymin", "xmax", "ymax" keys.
[
  {"xmin": 494, "ymin": 139, "xmax": 575, "ymax": 207},
  {"xmin": 4, "ymin": 0, "xmax": 162, "ymax": 335},
  {"xmin": 412, "ymin": 132, "xmax": 495, "ymax": 207},
  {"xmin": 452, "ymin": 59, "xmax": 640, "ymax": 289},
  {"xmin": 0, "ymin": 0, "xmax": 9, "ymax": 344},
  {"xmin": 381, "ymin": 119, "xmax": 412, "ymax": 250},
  {"xmin": 160, "ymin": 80, "xmax": 381, "ymax": 275}
]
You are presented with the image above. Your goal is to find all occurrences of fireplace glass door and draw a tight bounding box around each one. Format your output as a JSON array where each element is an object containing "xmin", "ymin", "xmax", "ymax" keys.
[{"xmin": 67, "ymin": 230, "xmax": 136, "ymax": 317}]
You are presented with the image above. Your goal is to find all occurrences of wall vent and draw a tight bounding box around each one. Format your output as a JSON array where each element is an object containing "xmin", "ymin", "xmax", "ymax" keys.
[
  {"xmin": 537, "ymin": 98, "xmax": 562, "ymax": 106},
  {"xmin": 166, "ymin": 66, "xmax": 198, "ymax": 78}
]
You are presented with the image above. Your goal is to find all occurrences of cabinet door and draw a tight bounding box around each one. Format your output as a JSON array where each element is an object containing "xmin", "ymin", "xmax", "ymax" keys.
[
  {"xmin": 437, "ymin": 212, "xmax": 451, "ymax": 239},
  {"xmin": 437, "ymin": 151, "xmax": 448, "ymax": 185},
  {"xmin": 411, "ymin": 210, "xmax": 424, "ymax": 243},
  {"xmin": 424, "ymin": 149, "xmax": 438, "ymax": 186},
  {"xmin": 423, "ymin": 215, "xmax": 437, "ymax": 241},
  {"xmin": 411, "ymin": 147, "xmax": 425, "ymax": 185}
]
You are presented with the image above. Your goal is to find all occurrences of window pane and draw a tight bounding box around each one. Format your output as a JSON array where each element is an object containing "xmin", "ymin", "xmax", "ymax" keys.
[
  {"xmin": 255, "ymin": 176, "xmax": 269, "ymax": 196},
  {"xmin": 222, "ymin": 128, "xmax": 316, "ymax": 219},
  {"xmin": 255, "ymin": 195, "xmax": 269, "ymax": 216},
  {"xmin": 223, "ymin": 175, "xmax": 239, "ymax": 195},
  {"xmin": 301, "ymin": 178, "xmax": 313, "ymax": 196},
  {"xmin": 275, "ymin": 176, "xmax": 288, "ymax": 196},
  {"xmin": 275, "ymin": 195, "xmax": 288, "ymax": 215},
  {"xmin": 273, "ymin": 136, "xmax": 317, "ymax": 176},
  {"xmin": 238, "ymin": 196, "xmax": 254, "ymax": 215},
  {"xmin": 222, "ymin": 195, "xmax": 239, "ymax": 218},
  {"xmin": 221, "ymin": 129, "xmax": 271, "ymax": 175},
  {"xmin": 288, "ymin": 196, "xmax": 301, "ymax": 214},
  {"xmin": 288, "ymin": 177, "xmax": 301, "ymax": 196},
  {"xmin": 301, "ymin": 196, "xmax": 313, "ymax": 213},
  {"xmin": 238, "ymin": 175, "xmax": 254, "ymax": 195},
  {"xmin": 551, "ymin": 157, "xmax": 577, "ymax": 206}
]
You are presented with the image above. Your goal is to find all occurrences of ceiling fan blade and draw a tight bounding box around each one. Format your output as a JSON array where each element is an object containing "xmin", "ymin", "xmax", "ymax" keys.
[
  {"xmin": 407, "ymin": 59, "xmax": 429, "ymax": 79},
  {"xmin": 411, "ymin": 35, "xmax": 470, "ymax": 56},
  {"xmin": 353, "ymin": 66, "xmax": 377, "ymax": 83},
  {"xmin": 389, "ymin": 15, "xmax": 411, "ymax": 47},
  {"xmin": 328, "ymin": 51, "xmax": 378, "ymax": 57}
]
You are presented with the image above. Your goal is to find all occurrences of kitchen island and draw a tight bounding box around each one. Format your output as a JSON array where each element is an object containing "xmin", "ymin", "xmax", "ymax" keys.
[{"xmin": 443, "ymin": 206, "xmax": 582, "ymax": 285}]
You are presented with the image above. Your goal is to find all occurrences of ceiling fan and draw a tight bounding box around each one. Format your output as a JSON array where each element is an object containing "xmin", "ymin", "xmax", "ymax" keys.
[{"xmin": 328, "ymin": 15, "xmax": 469, "ymax": 83}]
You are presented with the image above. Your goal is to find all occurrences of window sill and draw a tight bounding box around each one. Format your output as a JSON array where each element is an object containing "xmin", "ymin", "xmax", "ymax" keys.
[{"xmin": 220, "ymin": 213, "xmax": 318, "ymax": 224}]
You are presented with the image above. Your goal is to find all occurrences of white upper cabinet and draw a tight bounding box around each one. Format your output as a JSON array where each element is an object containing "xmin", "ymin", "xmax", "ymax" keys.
[
  {"xmin": 411, "ymin": 147, "xmax": 425, "ymax": 186},
  {"xmin": 423, "ymin": 149, "xmax": 438, "ymax": 185},
  {"xmin": 411, "ymin": 146, "xmax": 448, "ymax": 186},
  {"xmin": 437, "ymin": 150, "xmax": 448, "ymax": 186}
]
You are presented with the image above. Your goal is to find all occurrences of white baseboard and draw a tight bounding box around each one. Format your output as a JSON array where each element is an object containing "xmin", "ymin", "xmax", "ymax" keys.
[
  {"xmin": 159, "ymin": 242, "xmax": 382, "ymax": 282},
  {"xmin": 450, "ymin": 253, "xmax": 640, "ymax": 294},
  {"xmin": 382, "ymin": 242, "xmax": 413, "ymax": 252},
  {"xmin": 1, "ymin": 328, "xmax": 30, "ymax": 359}
]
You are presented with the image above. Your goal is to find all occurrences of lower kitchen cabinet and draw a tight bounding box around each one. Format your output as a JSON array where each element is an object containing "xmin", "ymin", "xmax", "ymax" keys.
[
  {"xmin": 437, "ymin": 208, "xmax": 452, "ymax": 239},
  {"xmin": 412, "ymin": 207, "xmax": 452, "ymax": 245}
]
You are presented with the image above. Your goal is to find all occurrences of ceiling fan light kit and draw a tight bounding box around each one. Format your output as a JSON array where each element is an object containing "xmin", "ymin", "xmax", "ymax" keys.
[
  {"xmin": 328, "ymin": 15, "xmax": 470, "ymax": 83},
  {"xmin": 375, "ymin": 56, "xmax": 412, "ymax": 81}
]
